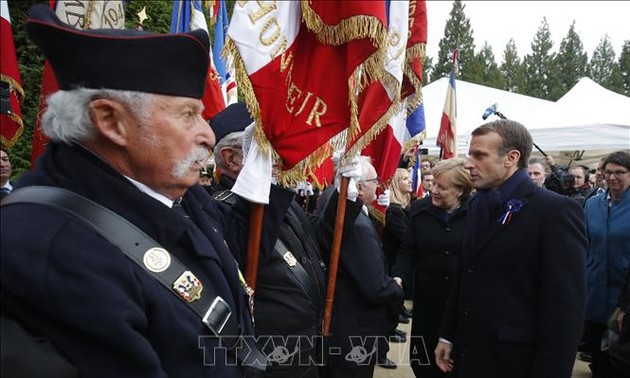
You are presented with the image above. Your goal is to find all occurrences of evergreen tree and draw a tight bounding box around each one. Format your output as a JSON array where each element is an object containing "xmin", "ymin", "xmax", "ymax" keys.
[
  {"xmin": 500, "ymin": 38, "xmax": 526, "ymax": 94},
  {"xmin": 619, "ymin": 40, "xmax": 630, "ymax": 96},
  {"xmin": 554, "ymin": 21, "xmax": 588, "ymax": 98},
  {"xmin": 475, "ymin": 42, "xmax": 504, "ymax": 89},
  {"xmin": 433, "ymin": 0, "xmax": 476, "ymax": 81},
  {"xmin": 590, "ymin": 35, "xmax": 624, "ymax": 93},
  {"xmin": 422, "ymin": 56, "xmax": 434, "ymax": 84},
  {"xmin": 523, "ymin": 17, "xmax": 559, "ymax": 100}
]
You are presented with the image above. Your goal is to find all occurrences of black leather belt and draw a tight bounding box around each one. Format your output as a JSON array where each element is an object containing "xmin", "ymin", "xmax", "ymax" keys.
[{"xmin": 2, "ymin": 186, "xmax": 267, "ymax": 371}]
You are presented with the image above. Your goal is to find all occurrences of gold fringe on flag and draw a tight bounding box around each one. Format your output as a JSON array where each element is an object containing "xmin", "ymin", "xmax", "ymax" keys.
[
  {"xmin": 224, "ymin": 37, "xmax": 342, "ymax": 187},
  {"xmin": 0, "ymin": 74, "xmax": 25, "ymax": 102},
  {"xmin": 368, "ymin": 204, "xmax": 386, "ymax": 225},
  {"xmin": 301, "ymin": 1, "xmax": 389, "ymax": 88},
  {"xmin": 223, "ymin": 38, "xmax": 278, "ymax": 164},
  {"xmin": 345, "ymin": 71, "xmax": 403, "ymax": 158},
  {"xmin": 0, "ymin": 112, "xmax": 24, "ymax": 148},
  {"xmin": 1, "ymin": 74, "xmax": 25, "ymax": 148},
  {"xmin": 403, "ymin": 42, "xmax": 427, "ymax": 115}
]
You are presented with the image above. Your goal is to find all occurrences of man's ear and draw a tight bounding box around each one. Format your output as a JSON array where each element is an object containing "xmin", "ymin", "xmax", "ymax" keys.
[
  {"xmin": 88, "ymin": 99, "xmax": 131, "ymax": 146},
  {"xmin": 504, "ymin": 149, "xmax": 521, "ymax": 168},
  {"xmin": 356, "ymin": 181, "xmax": 365, "ymax": 196}
]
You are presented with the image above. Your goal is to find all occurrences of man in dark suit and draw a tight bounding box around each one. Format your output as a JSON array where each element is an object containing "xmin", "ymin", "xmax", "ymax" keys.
[
  {"xmin": 319, "ymin": 156, "xmax": 404, "ymax": 378},
  {"xmin": 0, "ymin": 147, "xmax": 13, "ymax": 199},
  {"xmin": 1, "ymin": 5, "xmax": 264, "ymax": 377},
  {"xmin": 209, "ymin": 103, "xmax": 327, "ymax": 378},
  {"xmin": 435, "ymin": 119, "xmax": 587, "ymax": 378}
]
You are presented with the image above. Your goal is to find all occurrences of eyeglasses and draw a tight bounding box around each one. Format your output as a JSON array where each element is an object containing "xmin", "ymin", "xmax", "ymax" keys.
[
  {"xmin": 361, "ymin": 177, "xmax": 380, "ymax": 185},
  {"xmin": 604, "ymin": 170, "xmax": 629, "ymax": 178}
]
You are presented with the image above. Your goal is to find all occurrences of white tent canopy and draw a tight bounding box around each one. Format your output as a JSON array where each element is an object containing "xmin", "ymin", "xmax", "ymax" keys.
[
  {"xmin": 526, "ymin": 77, "xmax": 630, "ymax": 152},
  {"xmin": 420, "ymin": 77, "xmax": 630, "ymax": 167}
]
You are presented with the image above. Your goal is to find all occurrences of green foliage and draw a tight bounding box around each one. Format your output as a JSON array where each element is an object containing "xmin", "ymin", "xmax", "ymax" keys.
[
  {"xmin": 474, "ymin": 42, "xmax": 504, "ymax": 89},
  {"xmin": 433, "ymin": 0, "xmax": 476, "ymax": 81},
  {"xmin": 500, "ymin": 39, "xmax": 526, "ymax": 94},
  {"xmin": 125, "ymin": 0, "xmax": 172, "ymax": 33},
  {"xmin": 523, "ymin": 18, "xmax": 560, "ymax": 100},
  {"xmin": 554, "ymin": 21, "xmax": 588, "ymax": 99},
  {"xmin": 590, "ymin": 35, "xmax": 624, "ymax": 93},
  {"xmin": 619, "ymin": 40, "xmax": 630, "ymax": 96},
  {"xmin": 6, "ymin": 0, "xmax": 46, "ymax": 178}
]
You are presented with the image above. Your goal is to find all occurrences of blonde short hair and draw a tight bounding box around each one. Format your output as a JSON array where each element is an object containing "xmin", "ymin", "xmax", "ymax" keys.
[{"xmin": 432, "ymin": 158, "xmax": 473, "ymax": 197}]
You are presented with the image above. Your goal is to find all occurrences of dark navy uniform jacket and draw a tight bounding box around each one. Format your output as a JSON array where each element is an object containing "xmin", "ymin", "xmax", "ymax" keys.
[{"xmin": 1, "ymin": 143, "xmax": 253, "ymax": 377}]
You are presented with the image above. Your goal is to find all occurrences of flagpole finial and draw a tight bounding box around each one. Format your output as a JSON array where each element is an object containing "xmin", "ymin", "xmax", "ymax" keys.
[{"xmin": 135, "ymin": 7, "xmax": 148, "ymax": 30}]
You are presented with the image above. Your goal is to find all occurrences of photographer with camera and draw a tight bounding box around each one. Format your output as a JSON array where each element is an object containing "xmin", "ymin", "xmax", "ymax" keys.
[{"xmin": 543, "ymin": 156, "xmax": 592, "ymax": 206}]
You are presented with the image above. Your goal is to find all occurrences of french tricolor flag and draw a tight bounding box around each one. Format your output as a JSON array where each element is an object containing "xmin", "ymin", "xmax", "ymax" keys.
[
  {"xmin": 437, "ymin": 49, "xmax": 458, "ymax": 159},
  {"xmin": 171, "ymin": 0, "xmax": 226, "ymax": 121}
]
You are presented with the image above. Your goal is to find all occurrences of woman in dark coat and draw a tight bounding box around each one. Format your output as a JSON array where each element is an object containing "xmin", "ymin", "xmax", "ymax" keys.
[
  {"xmin": 392, "ymin": 158, "xmax": 472, "ymax": 378},
  {"xmin": 383, "ymin": 168, "xmax": 413, "ymax": 272}
]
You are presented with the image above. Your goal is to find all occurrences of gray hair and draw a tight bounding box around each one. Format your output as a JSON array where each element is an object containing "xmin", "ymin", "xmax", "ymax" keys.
[
  {"xmin": 357, "ymin": 155, "xmax": 374, "ymax": 181},
  {"xmin": 213, "ymin": 131, "xmax": 245, "ymax": 171},
  {"xmin": 42, "ymin": 88, "xmax": 154, "ymax": 144}
]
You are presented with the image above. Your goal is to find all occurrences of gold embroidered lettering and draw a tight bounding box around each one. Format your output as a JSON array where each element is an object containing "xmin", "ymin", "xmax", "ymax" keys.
[
  {"xmin": 248, "ymin": 0, "xmax": 276, "ymax": 23},
  {"xmin": 306, "ymin": 98, "xmax": 327, "ymax": 128},
  {"xmin": 286, "ymin": 83, "xmax": 302, "ymax": 114},
  {"xmin": 294, "ymin": 92, "xmax": 312, "ymax": 117}
]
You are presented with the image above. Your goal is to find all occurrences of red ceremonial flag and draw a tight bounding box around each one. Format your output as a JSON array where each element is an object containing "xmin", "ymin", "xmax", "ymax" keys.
[
  {"xmin": 226, "ymin": 1, "xmax": 387, "ymax": 186},
  {"xmin": 30, "ymin": 1, "xmax": 125, "ymax": 167},
  {"xmin": 437, "ymin": 49, "xmax": 458, "ymax": 160},
  {"xmin": 1, "ymin": 1, "xmax": 25, "ymax": 148}
]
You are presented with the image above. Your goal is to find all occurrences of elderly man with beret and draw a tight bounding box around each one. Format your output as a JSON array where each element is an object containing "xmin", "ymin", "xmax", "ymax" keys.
[{"xmin": 1, "ymin": 5, "xmax": 266, "ymax": 377}]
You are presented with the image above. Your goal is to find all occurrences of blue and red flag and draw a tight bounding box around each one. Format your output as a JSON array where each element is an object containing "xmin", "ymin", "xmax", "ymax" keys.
[
  {"xmin": 212, "ymin": 0, "xmax": 237, "ymax": 105},
  {"xmin": 171, "ymin": 0, "xmax": 225, "ymax": 121},
  {"xmin": 437, "ymin": 49, "xmax": 458, "ymax": 159},
  {"xmin": 411, "ymin": 144, "xmax": 422, "ymax": 197}
]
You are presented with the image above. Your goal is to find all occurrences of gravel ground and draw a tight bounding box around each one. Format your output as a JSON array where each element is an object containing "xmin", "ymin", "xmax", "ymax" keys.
[{"xmin": 374, "ymin": 301, "xmax": 591, "ymax": 378}]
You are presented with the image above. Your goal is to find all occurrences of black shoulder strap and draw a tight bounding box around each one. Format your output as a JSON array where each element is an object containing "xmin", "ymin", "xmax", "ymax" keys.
[
  {"xmin": 273, "ymin": 238, "xmax": 321, "ymax": 308},
  {"xmin": 1, "ymin": 186, "xmax": 267, "ymax": 371}
]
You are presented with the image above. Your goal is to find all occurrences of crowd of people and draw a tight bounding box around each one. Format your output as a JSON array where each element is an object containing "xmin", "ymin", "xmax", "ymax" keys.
[{"xmin": 1, "ymin": 5, "xmax": 629, "ymax": 378}]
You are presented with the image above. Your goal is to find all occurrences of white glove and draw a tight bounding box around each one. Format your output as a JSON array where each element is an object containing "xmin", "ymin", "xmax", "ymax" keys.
[
  {"xmin": 335, "ymin": 155, "xmax": 362, "ymax": 202},
  {"xmin": 331, "ymin": 149, "xmax": 345, "ymax": 170},
  {"xmin": 338, "ymin": 156, "xmax": 362, "ymax": 179},
  {"xmin": 295, "ymin": 181, "xmax": 306, "ymax": 196},
  {"xmin": 305, "ymin": 182, "xmax": 314, "ymax": 196},
  {"xmin": 377, "ymin": 189, "xmax": 390, "ymax": 207},
  {"xmin": 242, "ymin": 122, "xmax": 256, "ymax": 160}
]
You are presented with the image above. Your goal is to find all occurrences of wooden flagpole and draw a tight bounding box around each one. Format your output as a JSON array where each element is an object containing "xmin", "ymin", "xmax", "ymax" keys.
[
  {"xmin": 245, "ymin": 203, "xmax": 264, "ymax": 291},
  {"xmin": 322, "ymin": 177, "xmax": 349, "ymax": 336}
]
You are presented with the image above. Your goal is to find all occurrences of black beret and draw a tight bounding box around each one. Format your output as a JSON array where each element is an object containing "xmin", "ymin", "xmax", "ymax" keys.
[
  {"xmin": 209, "ymin": 102, "xmax": 254, "ymax": 144},
  {"xmin": 25, "ymin": 4, "xmax": 210, "ymax": 99}
]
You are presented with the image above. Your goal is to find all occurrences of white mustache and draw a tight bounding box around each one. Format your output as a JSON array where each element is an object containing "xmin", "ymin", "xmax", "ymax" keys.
[{"xmin": 172, "ymin": 147, "xmax": 208, "ymax": 179}]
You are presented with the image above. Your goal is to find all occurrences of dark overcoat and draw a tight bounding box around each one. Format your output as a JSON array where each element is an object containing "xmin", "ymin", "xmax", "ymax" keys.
[
  {"xmin": 382, "ymin": 203, "xmax": 409, "ymax": 273},
  {"xmin": 1, "ymin": 143, "xmax": 253, "ymax": 377},
  {"xmin": 440, "ymin": 178, "xmax": 587, "ymax": 378},
  {"xmin": 318, "ymin": 191, "xmax": 404, "ymax": 370},
  {"xmin": 391, "ymin": 196, "xmax": 468, "ymax": 378}
]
